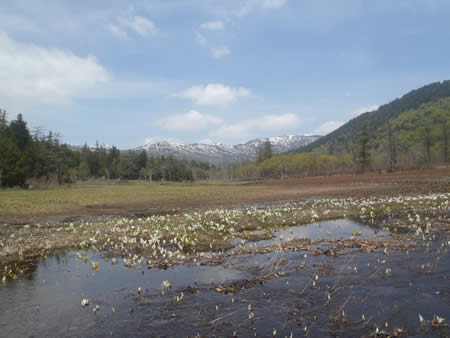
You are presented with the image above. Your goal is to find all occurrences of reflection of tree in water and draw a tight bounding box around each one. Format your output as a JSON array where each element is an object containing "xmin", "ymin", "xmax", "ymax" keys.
[
  {"xmin": 1, "ymin": 257, "xmax": 39, "ymax": 282},
  {"xmin": 1, "ymin": 251, "xmax": 73, "ymax": 287},
  {"xmin": 355, "ymin": 216, "xmax": 383, "ymax": 234},
  {"xmin": 0, "ymin": 253, "xmax": 72, "ymax": 317}
]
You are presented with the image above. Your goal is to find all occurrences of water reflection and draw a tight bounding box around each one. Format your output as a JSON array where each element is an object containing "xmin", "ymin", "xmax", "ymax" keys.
[
  {"xmin": 0, "ymin": 251, "xmax": 249, "ymax": 337},
  {"xmin": 0, "ymin": 219, "xmax": 448, "ymax": 337},
  {"xmin": 234, "ymin": 219, "xmax": 389, "ymax": 249}
]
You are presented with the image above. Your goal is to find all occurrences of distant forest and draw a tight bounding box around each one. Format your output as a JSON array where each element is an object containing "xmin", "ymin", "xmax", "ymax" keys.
[
  {"xmin": 1, "ymin": 81, "xmax": 449, "ymax": 187},
  {"xmin": 0, "ymin": 111, "xmax": 212, "ymax": 187}
]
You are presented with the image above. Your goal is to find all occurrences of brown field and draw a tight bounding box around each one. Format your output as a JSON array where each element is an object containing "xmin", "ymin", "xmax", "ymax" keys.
[{"xmin": 0, "ymin": 167, "xmax": 448, "ymax": 225}]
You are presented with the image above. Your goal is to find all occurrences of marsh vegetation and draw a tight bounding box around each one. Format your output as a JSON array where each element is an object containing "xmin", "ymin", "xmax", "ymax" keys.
[{"xmin": 0, "ymin": 173, "xmax": 449, "ymax": 336}]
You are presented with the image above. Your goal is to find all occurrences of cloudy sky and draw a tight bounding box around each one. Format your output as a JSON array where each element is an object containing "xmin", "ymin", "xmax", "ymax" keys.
[{"xmin": 1, "ymin": 0, "xmax": 449, "ymax": 147}]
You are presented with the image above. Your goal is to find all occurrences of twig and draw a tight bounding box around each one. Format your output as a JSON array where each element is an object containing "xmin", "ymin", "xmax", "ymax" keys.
[
  {"xmin": 337, "ymin": 294, "xmax": 352, "ymax": 314},
  {"xmin": 208, "ymin": 308, "xmax": 246, "ymax": 325}
]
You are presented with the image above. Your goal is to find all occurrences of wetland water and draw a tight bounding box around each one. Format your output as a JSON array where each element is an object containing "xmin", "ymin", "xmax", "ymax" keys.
[{"xmin": 1, "ymin": 219, "xmax": 449, "ymax": 337}]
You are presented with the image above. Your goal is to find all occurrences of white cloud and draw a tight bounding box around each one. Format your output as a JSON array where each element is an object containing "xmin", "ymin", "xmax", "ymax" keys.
[
  {"xmin": 110, "ymin": 14, "xmax": 157, "ymax": 39},
  {"xmin": 211, "ymin": 46, "xmax": 231, "ymax": 59},
  {"xmin": 200, "ymin": 20, "xmax": 224, "ymax": 31},
  {"xmin": 121, "ymin": 16, "xmax": 157, "ymax": 37},
  {"xmin": 234, "ymin": 2, "xmax": 255, "ymax": 17},
  {"xmin": 195, "ymin": 32, "xmax": 208, "ymax": 45},
  {"xmin": 213, "ymin": 123, "xmax": 253, "ymax": 143},
  {"xmin": 234, "ymin": 0, "xmax": 288, "ymax": 17},
  {"xmin": 108, "ymin": 24, "xmax": 128, "ymax": 40},
  {"xmin": 347, "ymin": 104, "xmax": 379, "ymax": 117},
  {"xmin": 262, "ymin": 0, "xmax": 287, "ymax": 9},
  {"xmin": 156, "ymin": 110, "xmax": 222, "ymax": 131},
  {"xmin": 195, "ymin": 25, "xmax": 229, "ymax": 60},
  {"xmin": 176, "ymin": 83, "xmax": 250, "ymax": 105},
  {"xmin": 314, "ymin": 121, "xmax": 344, "ymax": 135},
  {"xmin": 260, "ymin": 114, "xmax": 301, "ymax": 129},
  {"xmin": 0, "ymin": 31, "xmax": 109, "ymax": 112},
  {"xmin": 212, "ymin": 113, "xmax": 302, "ymax": 143}
]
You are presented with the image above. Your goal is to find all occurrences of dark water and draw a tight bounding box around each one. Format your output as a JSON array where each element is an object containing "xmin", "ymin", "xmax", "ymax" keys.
[
  {"xmin": 0, "ymin": 219, "xmax": 449, "ymax": 337},
  {"xmin": 232, "ymin": 219, "xmax": 388, "ymax": 250}
]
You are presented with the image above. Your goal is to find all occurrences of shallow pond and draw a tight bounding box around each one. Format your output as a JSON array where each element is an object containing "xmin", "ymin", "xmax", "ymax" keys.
[
  {"xmin": 0, "ymin": 219, "xmax": 449, "ymax": 337},
  {"xmin": 233, "ymin": 218, "xmax": 389, "ymax": 250}
]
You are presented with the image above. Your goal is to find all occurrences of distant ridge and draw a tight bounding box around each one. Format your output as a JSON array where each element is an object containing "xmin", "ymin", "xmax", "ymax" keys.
[{"xmin": 135, "ymin": 135, "xmax": 321, "ymax": 165}]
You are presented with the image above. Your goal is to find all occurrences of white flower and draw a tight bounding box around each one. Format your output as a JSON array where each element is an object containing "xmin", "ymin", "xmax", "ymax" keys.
[{"xmin": 162, "ymin": 280, "xmax": 172, "ymax": 290}]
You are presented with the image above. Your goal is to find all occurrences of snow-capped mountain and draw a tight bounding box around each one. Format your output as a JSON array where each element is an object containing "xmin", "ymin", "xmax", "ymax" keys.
[
  {"xmin": 234, "ymin": 135, "xmax": 321, "ymax": 158},
  {"xmin": 135, "ymin": 135, "xmax": 320, "ymax": 165}
]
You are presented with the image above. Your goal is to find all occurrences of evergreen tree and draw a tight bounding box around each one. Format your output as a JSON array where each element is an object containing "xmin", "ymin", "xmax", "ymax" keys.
[
  {"xmin": 256, "ymin": 140, "xmax": 273, "ymax": 163},
  {"xmin": 135, "ymin": 150, "xmax": 147, "ymax": 170},
  {"xmin": 0, "ymin": 136, "xmax": 22, "ymax": 186},
  {"xmin": 0, "ymin": 109, "xmax": 7, "ymax": 131},
  {"xmin": 442, "ymin": 119, "xmax": 448, "ymax": 163},
  {"xmin": 262, "ymin": 141, "xmax": 273, "ymax": 160},
  {"xmin": 420, "ymin": 123, "xmax": 432, "ymax": 167},
  {"xmin": 387, "ymin": 120, "xmax": 397, "ymax": 172},
  {"xmin": 358, "ymin": 122, "xmax": 370, "ymax": 172},
  {"xmin": 9, "ymin": 114, "xmax": 32, "ymax": 152}
]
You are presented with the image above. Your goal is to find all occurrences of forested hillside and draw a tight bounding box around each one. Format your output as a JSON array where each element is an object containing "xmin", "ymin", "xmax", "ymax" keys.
[
  {"xmin": 294, "ymin": 81, "xmax": 449, "ymax": 172},
  {"xmin": 366, "ymin": 97, "xmax": 448, "ymax": 169},
  {"xmin": 300, "ymin": 81, "xmax": 450, "ymax": 156}
]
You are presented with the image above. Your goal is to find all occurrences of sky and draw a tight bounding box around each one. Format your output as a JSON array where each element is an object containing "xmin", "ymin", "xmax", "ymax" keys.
[{"xmin": 0, "ymin": 0, "xmax": 449, "ymax": 148}]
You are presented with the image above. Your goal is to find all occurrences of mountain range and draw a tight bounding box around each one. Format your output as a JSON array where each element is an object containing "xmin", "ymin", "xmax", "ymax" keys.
[{"xmin": 135, "ymin": 135, "xmax": 321, "ymax": 165}]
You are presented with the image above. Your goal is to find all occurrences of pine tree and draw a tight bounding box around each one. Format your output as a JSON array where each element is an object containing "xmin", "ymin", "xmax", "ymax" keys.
[
  {"xmin": 442, "ymin": 119, "xmax": 448, "ymax": 163},
  {"xmin": 262, "ymin": 141, "xmax": 273, "ymax": 160},
  {"xmin": 256, "ymin": 140, "xmax": 273, "ymax": 163},
  {"xmin": 9, "ymin": 114, "xmax": 32, "ymax": 152},
  {"xmin": 422, "ymin": 124, "xmax": 432, "ymax": 167},
  {"xmin": 135, "ymin": 150, "xmax": 147, "ymax": 170},
  {"xmin": 387, "ymin": 120, "xmax": 397, "ymax": 172},
  {"xmin": 0, "ymin": 109, "xmax": 7, "ymax": 131},
  {"xmin": 0, "ymin": 137, "xmax": 23, "ymax": 187},
  {"xmin": 358, "ymin": 122, "xmax": 370, "ymax": 172}
]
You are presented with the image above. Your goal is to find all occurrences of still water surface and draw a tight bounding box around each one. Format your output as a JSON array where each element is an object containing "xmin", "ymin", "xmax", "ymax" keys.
[{"xmin": 0, "ymin": 219, "xmax": 448, "ymax": 336}]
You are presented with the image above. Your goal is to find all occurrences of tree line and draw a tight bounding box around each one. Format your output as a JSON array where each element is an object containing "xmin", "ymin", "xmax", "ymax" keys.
[
  {"xmin": 217, "ymin": 146, "xmax": 354, "ymax": 180},
  {"xmin": 1, "ymin": 107, "xmax": 447, "ymax": 187},
  {"xmin": 218, "ymin": 110, "xmax": 448, "ymax": 181},
  {"xmin": 0, "ymin": 112, "xmax": 212, "ymax": 187}
]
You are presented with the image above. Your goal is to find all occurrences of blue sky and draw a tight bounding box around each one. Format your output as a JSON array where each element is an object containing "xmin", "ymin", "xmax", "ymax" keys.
[{"xmin": 0, "ymin": 0, "xmax": 449, "ymax": 147}]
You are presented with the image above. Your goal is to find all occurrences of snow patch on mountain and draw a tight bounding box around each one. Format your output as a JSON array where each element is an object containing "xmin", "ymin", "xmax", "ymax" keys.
[{"xmin": 135, "ymin": 135, "xmax": 321, "ymax": 165}]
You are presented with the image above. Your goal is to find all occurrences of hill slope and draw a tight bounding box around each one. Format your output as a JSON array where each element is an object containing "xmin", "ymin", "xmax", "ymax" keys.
[{"xmin": 299, "ymin": 80, "xmax": 450, "ymax": 155}]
